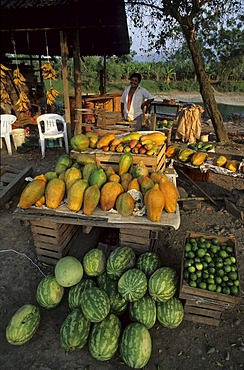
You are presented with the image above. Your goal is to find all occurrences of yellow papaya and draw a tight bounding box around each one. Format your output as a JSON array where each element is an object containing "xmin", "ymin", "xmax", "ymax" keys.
[
  {"xmin": 213, "ymin": 155, "xmax": 228, "ymax": 167},
  {"xmin": 191, "ymin": 152, "xmax": 208, "ymax": 166},
  {"xmin": 138, "ymin": 176, "xmax": 154, "ymax": 195},
  {"xmin": 119, "ymin": 152, "xmax": 133, "ymax": 175},
  {"xmin": 45, "ymin": 178, "xmax": 65, "ymax": 209},
  {"xmin": 83, "ymin": 184, "xmax": 100, "ymax": 215},
  {"xmin": 225, "ymin": 160, "xmax": 239, "ymax": 172},
  {"xmin": 120, "ymin": 172, "xmax": 133, "ymax": 191},
  {"xmin": 178, "ymin": 148, "xmax": 196, "ymax": 162},
  {"xmin": 64, "ymin": 167, "xmax": 82, "ymax": 192},
  {"xmin": 96, "ymin": 133, "xmax": 116, "ymax": 149},
  {"xmin": 85, "ymin": 132, "xmax": 99, "ymax": 149},
  {"xmin": 144, "ymin": 184, "xmax": 165, "ymax": 222},
  {"xmin": 19, "ymin": 179, "xmax": 46, "ymax": 209},
  {"xmin": 109, "ymin": 174, "xmax": 121, "ymax": 183},
  {"xmin": 100, "ymin": 182, "xmax": 124, "ymax": 211},
  {"xmin": 116, "ymin": 193, "xmax": 134, "ymax": 217},
  {"xmin": 159, "ymin": 177, "xmax": 178, "ymax": 213},
  {"xmin": 140, "ymin": 132, "xmax": 167, "ymax": 146},
  {"xmin": 67, "ymin": 179, "xmax": 88, "ymax": 212},
  {"xmin": 35, "ymin": 195, "xmax": 45, "ymax": 207},
  {"xmin": 127, "ymin": 178, "xmax": 140, "ymax": 191}
]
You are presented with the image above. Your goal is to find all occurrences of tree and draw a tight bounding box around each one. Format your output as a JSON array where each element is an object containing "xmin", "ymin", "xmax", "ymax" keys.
[{"xmin": 126, "ymin": 0, "xmax": 242, "ymax": 142}]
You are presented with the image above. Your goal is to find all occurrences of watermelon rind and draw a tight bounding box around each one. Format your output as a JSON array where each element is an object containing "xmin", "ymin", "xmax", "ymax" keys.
[
  {"xmin": 88, "ymin": 313, "xmax": 121, "ymax": 361},
  {"xmin": 106, "ymin": 246, "xmax": 136, "ymax": 280},
  {"xmin": 136, "ymin": 252, "xmax": 161, "ymax": 277},
  {"xmin": 120, "ymin": 322, "xmax": 152, "ymax": 369},
  {"xmin": 80, "ymin": 287, "xmax": 110, "ymax": 322},
  {"xmin": 129, "ymin": 294, "xmax": 156, "ymax": 329},
  {"xmin": 83, "ymin": 248, "xmax": 106, "ymax": 277},
  {"xmin": 68, "ymin": 278, "xmax": 96, "ymax": 310},
  {"xmin": 100, "ymin": 280, "xmax": 128, "ymax": 316},
  {"xmin": 60, "ymin": 308, "xmax": 91, "ymax": 351},
  {"xmin": 6, "ymin": 304, "xmax": 41, "ymax": 346},
  {"xmin": 148, "ymin": 267, "xmax": 178, "ymax": 302},
  {"xmin": 118, "ymin": 268, "xmax": 147, "ymax": 302},
  {"xmin": 157, "ymin": 297, "xmax": 184, "ymax": 329},
  {"xmin": 36, "ymin": 275, "xmax": 64, "ymax": 309}
]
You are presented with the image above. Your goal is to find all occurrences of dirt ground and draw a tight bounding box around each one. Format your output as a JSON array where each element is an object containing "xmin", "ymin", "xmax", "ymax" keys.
[{"xmin": 0, "ymin": 106, "xmax": 244, "ymax": 370}]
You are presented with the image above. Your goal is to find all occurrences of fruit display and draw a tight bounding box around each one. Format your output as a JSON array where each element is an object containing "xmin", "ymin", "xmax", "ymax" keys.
[
  {"xmin": 182, "ymin": 235, "xmax": 240, "ymax": 296},
  {"xmin": 36, "ymin": 275, "xmax": 64, "ymax": 309}
]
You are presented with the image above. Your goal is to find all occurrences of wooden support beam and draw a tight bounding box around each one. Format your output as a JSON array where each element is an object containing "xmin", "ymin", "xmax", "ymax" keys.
[
  {"xmin": 60, "ymin": 30, "xmax": 71, "ymax": 139},
  {"xmin": 73, "ymin": 29, "xmax": 82, "ymax": 134}
]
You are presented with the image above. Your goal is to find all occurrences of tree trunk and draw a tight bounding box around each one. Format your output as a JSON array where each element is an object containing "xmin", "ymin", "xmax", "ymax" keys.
[{"xmin": 181, "ymin": 25, "xmax": 229, "ymax": 143}]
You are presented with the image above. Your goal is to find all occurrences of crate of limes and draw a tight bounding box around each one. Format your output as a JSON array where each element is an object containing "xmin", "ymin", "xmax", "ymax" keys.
[{"xmin": 179, "ymin": 232, "xmax": 241, "ymax": 326}]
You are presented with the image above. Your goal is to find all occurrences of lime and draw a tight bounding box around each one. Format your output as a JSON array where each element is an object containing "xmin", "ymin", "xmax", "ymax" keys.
[
  {"xmin": 202, "ymin": 271, "xmax": 209, "ymax": 279},
  {"xmin": 190, "ymin": 273, "xmax": 198, "ymax": 281},
  {"xmin": 203, "ymin": 262, "xmax": 208, "ymax": 269},
  {"xmin": 230, "ymin": 286, "xmax": 239, "ymax": 295},
  {"xmin": 207, "ymin": 277, "xmax": 215, "ymax": 284},
  {"xmin": 196, "ymin": 263, "xmax": 203, "ymax": 271},
  {"xmin": 219, "ymin": 250, "xmax": 228, "ymax": 258},
  {"xmin": 192, "ymin": 244, "xmax": 199, "ymax": 252},
  {"xmin": 196, "ymin": 270, "xmax": 202, "ymax": 278},
  {"xmin": 188, "ymin": 266, "xmax": 196, "ymax": 273},
  {"xmin": 220, "ymin": 244, "xmax": 227, "ymax": 250},
  {"xmin": 208, "ymin": 284, "xmax": 217, "ymax": 292},
  {"xmin": 228, "ymin": 271, "xmax": 238, "ymax": 281},
  {"xmin": 233, "ymin": 280, "xmax": 240, "ymax": 287},
  {"xmin": 204, "ymin": 255, "xmax": 212, "ymax": 264},
  {"xmin": 197, "ymin": 248, "xmax": 206, "ymax": 258},
  {"xmin": 215, "ymin": 276, "xmax": 222, "ymax": 285},
  {"xmin": 226, "ymin": 246, "xmax": 234, "ymax": 254},
  {"xmin": 224, "ymin": 265, "xmax": 231, "ymax": 273},
  {"xmin": 183, "ymin": 270, "xmax": 190, "ymax": 279},
  {"xmin": 199, "ymin": 236, "xmax": 206, "ymax": 243},
  {"xmin": 194, "ymin": 257, "xmax": 201, "ymax": 263},
  {"xmin": 216, "ymin": 286, "xmax": 222, "ymax": 293},
  {"xmin": 198, "ymin": 282, "xmax": 207, "ymax": 290},
  {"xmin": 209, "ymin": 267, "xmax": 216, "ymax": 275},
  {"xmin": 212, "ymin": 238, "xmax": 219, "ymax": 245},
  {"xmin": 223, "ymin": 286, "xmax": 231, "ymax": 295},
  {"xmin": 227, "ymin": 281, "xmax": 234, "ymax": 286},
  {"xmin": 222, "ymin": 275, "xmax": 229, "ymax": 282},
  {"xmin": 216, "ymin": 269, "xmax": 225, "ymax": 277},
  {"xmin": 184, "ymin": 260, "xmax": 192, "ymax": 268},
  {"xmin": 210, "ymin": 245, "xmax": 218, "ymax": 254},
  {"xmin": 185, "ymin": 243, "xmax": 192, "ymax": 252},
  {"xmin": 230, "ymin": 256, "xmax": 236, "ymax": 264},
  {"xmin": 224, "ymin": 258, "xmax": 232, "ymax": 265},
  {"xmin": 221, "ymin": 281, "xmax": 226, "ymax": 287},
  {"xmin": 216, "ymin": 261, "xmax": 223, "ymax": 269},
  {"xmin": 187, "ymin": 251, "xmax": 195, "ymax": 259},
  {"xmin": 189, "ymin": 280, "xmax": 197, "ymax": 288},
  {"xmin": 231, "ymin": 266, "xmax": 237, "ymax": 272},
  {"xmin": 190, "ymin": 238, "xmax": 197, "ymax": 244},
  {"xmin": 205, "ymin": 241, "xmax": 211, "ymax": 249}
]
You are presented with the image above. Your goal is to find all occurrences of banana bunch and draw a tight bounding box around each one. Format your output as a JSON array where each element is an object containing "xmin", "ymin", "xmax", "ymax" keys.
[
  {"xmin": 16, "ymin": 91, "xmax": 30, "ymax": 111},
  {"xmin": 13, "ymin": 68, "xmax": 26, "ymax": 88},
  {"xmin": 0, "ymin": 88, "xmax": 11, "ymax": 105},
  {"xmin": 46, "ymin": 88, "xmax": 59, "ymax": 105},
  {"xmin": 41, "ymin": 63, "xmax": 57, "ymax": 80},
  {"xmin": 0, "ymin": 64, "xmax": 11, "ymax": 80}
]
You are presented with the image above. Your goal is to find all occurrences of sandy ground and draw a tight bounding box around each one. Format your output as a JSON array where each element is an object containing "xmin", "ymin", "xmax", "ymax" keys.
[{"xmin": 154, "ymin": 92, "xmax": 244, "ymax": 106}]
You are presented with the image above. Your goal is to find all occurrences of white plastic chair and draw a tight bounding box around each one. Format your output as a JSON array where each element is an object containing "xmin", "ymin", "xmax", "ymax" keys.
[
  {"xmin": 0, "ymin": 114, "xmax": 17, "ymax": 155},
  {"xmin": 36, "ymin": 113, "xmax": 69, "ymax": 157}
]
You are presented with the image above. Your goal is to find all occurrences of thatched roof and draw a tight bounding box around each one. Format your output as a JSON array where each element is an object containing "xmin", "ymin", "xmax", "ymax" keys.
[{"xmin": 0, "ymin": 0, "xmax": 130, "ymax": 57}]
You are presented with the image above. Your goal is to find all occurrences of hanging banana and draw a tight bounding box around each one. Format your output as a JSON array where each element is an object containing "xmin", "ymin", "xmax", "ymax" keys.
[
  {"xmin": 16, "ymin": 91, "xmax": 30, "ymax": 111},
  {"xmin": 0, "ymin": 88, "xmax": 11, "ymax": 105},
  {"xmin": 13, "ymin": 68, "xmax": 26, "ymax": 88},
  {"xmin": 0, "ymin": 64, "xmax": 11, "ymax": 81},
  {"xmin": 46, "ymin": 88, "xmax": 59, "ymax": 105},
  {"xmin": 41, "ymin": 63, "xmax": 57, "ymax": 80}
]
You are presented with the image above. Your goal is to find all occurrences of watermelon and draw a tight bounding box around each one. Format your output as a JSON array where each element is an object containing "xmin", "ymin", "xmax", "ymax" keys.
[
  {"xmin": 60, "ymin": 308, "xmax": 90, "ymax": 351},
  {"xmin": 129, "ymin": 294, "xmax": 156, "ymax": 329},
  {"xmin": 136, "ymin": 252, "xmax": 161, "ymax": 277},
  {"xmin": 6, "ymin": 304, "xmax": 40, "ymax": 345},
  {"xmin": 83, "ymin": 248, "xmax": 106, "ymax": 277},
  {"xmin": 118, "ymin": 268, "xmax": 147, "ymax": 302},
  {"xmin": 157, "ymin": 297, "xmax": 184, "ymax": 329},
  {"xmin": 68, "ymin": 278, "xmax": 96, "ymax": 310},
  {"xmin": 120, "ymin": 323, "xmax": 152, "ymax": 369},
  {"xmin": 96, "ymin": 271, "xmax": 112, "ymax": 287},
  {"xmin": 54, "ymin": 256, "xmax": 83, "ymax": 287},
  {"xmin": 88, "ymin": 313, "xmax": 121, "ymax": 361},
  {"xmin": 80, "ymin": 287, "xmax": 110, "ymax": 322},
  {"xmin": 106, "ymin": 246, "xmax": 136, "ymax": 280},
  {"xmin": 100, "ymin": 280, "xmax": 128, "ymax": 316},
  {"xmin": 36, "ymin": 275, "xmax": 64, "ymax": 309},
  {"xmin": 148, "ymin": 267, "xmax": 178, "ymax": 302}
]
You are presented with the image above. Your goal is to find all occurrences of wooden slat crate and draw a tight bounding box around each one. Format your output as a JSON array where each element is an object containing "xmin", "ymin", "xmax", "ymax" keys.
[
  {"xmin": 179, "ymin": 232, "xmax": 242, "ymax": 326},
  {"xmin": 119, "ymin": 228, "xmax": 159, "ymax": 254},
  {"xmin": 30, "ymin": 220, "xmax": 79, "ymax": 265}
]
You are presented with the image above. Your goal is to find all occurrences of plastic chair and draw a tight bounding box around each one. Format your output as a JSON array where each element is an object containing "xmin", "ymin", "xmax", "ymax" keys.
[
  {"xmin": 0, "ymin": 114, "xmax": 17, "ymax": 155},
  {"xmin": 36, "ymin": 113, "xmax": 69, "ymax": 157}
]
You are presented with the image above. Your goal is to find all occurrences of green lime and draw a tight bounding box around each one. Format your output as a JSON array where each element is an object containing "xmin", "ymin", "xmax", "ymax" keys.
[
  {"xmin": 205, "ymin": 241, "xmax": 211, "ymax": 249},
  {"xmin": 226, "ymin": 246, "xmax": 234, "ymax": 254},
  {"xmin": 204, "ymin": 255, "xmax": 212, "ymax": 263},
  {"xmin": 208, "ymin": 284, "xmax": 217, "ymax": 292},
  {"xmin": 212, "ymin": 238, "xmax": 219, "ymax": 245},
  {"xmin": 216, "ymin": 261, "xmax": 223, "ymax": 269},
  {"xmin": 203, "ymin": 261, "xmax": 208, "ymax": 269},
  {"xmin": 223, "ymin": 286, "xmax": 231, "ymax": 295},
  {"xmin": 220, "ymin": 244, "xmax": 227, "ymax": 250},
  {"xmin": 221, "ymin": 281, "xmax": 226, "ymax": 287},
  {"xmin": 184, "ymin": 260, "xmax": 192, "ymax": 268},
  {"xmin": 228, "ymin": 271, "xmax": 238, "ymax": 281},
  {"xmin": 216, "ymin": 286, "xmax": 222, "ymax": 293},
  {"xmin": 187, "ymin": 251, "xmax": 195, "ymax": 259},
  {"xmin": 224, "ymin": 265, "xmax": 231, "ymax": 273},
  {"xmin": 222, "ymin": 275, "xmax": 229, "ymax": 282},
  {"xmin": 216, "ymin": 269, "xmax": 225, "ymax": 277},
  {"xmin": 219, "ymin": 250, "xmax": 228, "ymax": 258},
  {"xmin": 197, "ymin": 248, "xmax": 206, "ymax": 258},
  {"xmin": 211, "ymin": 245, "xmax": 218, "ymax": 254},
  {"xmin": 231, "ymin": 265, "xmax": 237, "ymax": 272},
  {"xmin": 215, "ymin": 276, "xmax": 222, "ymax": 285},
  {"xmin": 209, "ymin": 267, "xmax": 216, "ymax": 274},
  {"xmin": 190, "ymin": 238, "xmax": 197, "ymax": 244},
  {"xmin": 230, "ymin": 286, "xmax": 239, "ymax": 295},
  {"xmin": 189, "ymin": 280, "xmax": 197, "ymax": 288},
  {"xmin": 196, "ymin": 270, "xmax": 202, "ymax": 278},
  {"xmin": 183, "ymin": 270, "xmax": 190, "ymax": 279},
  {"xmin": 196, "ymin": 263, "xmax": 203, "ymax": 271},
  {"xmin": 207, "ymin": 277, "xmax": 215, "ymax": 284},
  {"xmin": 191, "ymin": 244, "xmax": 199, "ymax": 252},
  {"xmin": 190, "ymin": 273, "xmax": 198, "ymax": 281},
  {"xmin": 227, "ymin": 281, "xmax": 234, "ymax": 286},
  {"xmin": 185, "ymin": 243, "xmax": 192, "ymax": 252},
  {"xmin": 202, "ymin": 271, "xmax": 209, "ymax": 279},
  {"xmin": 194, "ymin": 257, "xmax": 201, "ymax": 263},
  {"xmin": 233, "ymin": 280, "xmax": 240, "ymax": 287},
  {"xmin": 230, "ymin": 256, "xmax": 236, "ymax": 264},
  {"xmin": 199, "ymin": 236, "xmax": 206, "ymax": 243},
  {"xmin": 188, "ymin": 266, "xmax": 196, "ymax": 273},
  {"xmin": 224, "ymin": 258, "xmax": 232, "ymax": 265},
  {"xmin": 198, "ymin": 282, "xmax": 207, "ymax": 289}
]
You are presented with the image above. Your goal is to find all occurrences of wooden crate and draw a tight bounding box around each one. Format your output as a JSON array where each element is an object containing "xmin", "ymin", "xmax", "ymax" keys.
[
  {"xmin": 119, "ymin": 228, "xmax": 159, "ymax": 254},
  {"xmin": 179, "ymin": 232, "xmax": 241, "ymax": 326}
]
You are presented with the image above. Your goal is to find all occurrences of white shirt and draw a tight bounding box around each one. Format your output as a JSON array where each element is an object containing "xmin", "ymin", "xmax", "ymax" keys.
[{"xmin": 121, "ymin": 85, "xmax": 153, "ymax": 120}]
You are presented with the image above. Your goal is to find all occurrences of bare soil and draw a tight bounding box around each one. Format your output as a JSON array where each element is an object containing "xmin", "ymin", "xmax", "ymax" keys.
[{"xmin": 0, "ymin": 103, "xmax": 244, "ymax": 370}]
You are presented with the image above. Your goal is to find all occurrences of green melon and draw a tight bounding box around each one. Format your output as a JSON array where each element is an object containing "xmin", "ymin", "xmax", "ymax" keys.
[
  {"xmin": 83, "ymin": 248, "xmax": 106, "ymax": 277},
  {"xmin": 148, "ymin": 267, "xmax": 178, "ymax": 302},
  {"xmin": 106, "ymin": 246, "xmax": 136, "ymax": 280},
  {"xmin": 120, "ymin": 323, "xmax": 152, "ymax": 369},
  {"xmin": 6, "ymin": 304, "xmax": 40, "ymax": 346},
  {"xmin": 36, "ymin": 275, "xmax": 64, "ymax": 309},
  {"xmin": 80, "ymin": 287, "xmax": 110, "ymax": 322},
  {"xmin": 118, "ymin": 268, "xmax": 147, "ymax": 302},
  {"xmin": 88, "ymin": 313, "xmax": 121, "ymax": 361},
  {"xmin": 54, "ymin": 256, "xmax": 83, "ymax": 287},
  {"xmin": 60, "ymin": 308, "xmax": 90, "ymax": 351},
  {"xmin": 157, "ymin": 297, "xmax": 184, "ymax": 329},
  {"xmin": 68, "ymin": 278, "xmax": 96, "ymax": 310},
  {"xmin": 136, "ymin": 252, "xmax": 161, "ymax": 277},
  {"xmin": 100, "ymin": 280, "xmax": 128, "ymax": 316},
  {"xmin": 129, "ymin": 294, "xmax": 156, "ymax": 329}
]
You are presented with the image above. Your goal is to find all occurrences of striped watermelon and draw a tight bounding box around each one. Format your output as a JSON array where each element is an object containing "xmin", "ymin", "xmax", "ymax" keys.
[
  {"xmin": 136, "ymin": 252, "xmax": 161, "ymax": 277},
  {"xmin": 80, "ymin": 287, "xmax": 110, "ymax": 322},
  {"xmin": 83, "ymin": 248, "xmax": 106, "ymax": 277},
  {"xmin": 88, "ymin": 313, "xmax": 121, "ymax": 361},
  {"xmin": 106, "ymin": 246, "xmax": 136, "ymax": 280},
  {"xmin": 118, "ymin": 268, "xmax": 147, "ymax": 302},
  {"xmin": 148, "ymin": 267, "xmax": 178, "ymax": 302},
  {"xmin": 36, "ymin": 275, "xmax": 64, "ymax": 309},
  {"xmin": 6, "ymin": 304, "xmax": 40, "ymax": 346},
  {"xmin": 100, "ymin": 280, "xmax": 128, "ymax": 316},
  {"xmin": 60, "ymin": 308, "xmax": 90, "ymax": 351},
  {"xmin": 68, "ymin": 278, "xmax": 96, "ymax": 310},
  {"xmin": 96, "ymin": 271, "xmax": 112, "ymax": 287},
  {"xmin": 129, "ymin": 294, "xmax": 156, "ymax": 329},
  {"xmin": 120, "ymin": 323, "xmax": 152, "ymax": 369},
  {"xmin": 157, "ymin": 297, "xmax": 184, "ymax": 329}
]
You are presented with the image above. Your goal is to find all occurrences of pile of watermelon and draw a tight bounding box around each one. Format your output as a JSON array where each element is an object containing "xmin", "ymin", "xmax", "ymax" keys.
[{"xmin": 5, "ymin": 246, "xmax": 184, "ymax": 369}]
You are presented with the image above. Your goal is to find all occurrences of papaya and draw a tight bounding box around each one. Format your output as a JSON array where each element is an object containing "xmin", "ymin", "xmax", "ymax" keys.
[
  {"xmin": 111, "ymin": 132, "xmax": 142, "ymax": 147},
  {"xmin": 138, "ymin": 176, "xmax": 154, "ymax": 195},
  {"xmin": 19, "ymin": 179, "xmax": 46, "ymax": 209},
  {"xmin": 212, "ymin": 155, "xmax": 228, "ymax": 167},
  {"xmin": 165, "ymin": 144, "xmax": 180, "ymax": 158},
  {"xmin": 96, "ymin": 133, "xmax": 116, "ymax": 149},
  {"xmin": 191, "ymin": 152, "xmax": 208, "ymax": 166},
  {"xmin": 100, "ymin": 182, "xmax": 124, "ymax": 211},
  {"xmin": 105, "ymin": 166, "xmax": 116, "ymax": 178},
  {"xmin": 140, "ymin": 132, "xmax": 167, "ymax": 146},
  {"xmin": 159, "ymin": 177, "xmax": 179, "ymax": 213},
  {"xmin": 119, "ymin": 152, "xmax": 133, "ymax": 175},
  {"xmin": 55, "ymin": 154, "xmax": 72, "ymax": 169},
  {"xmin": 120, "ymin": 172, "xmax": 133, "ymax": 191},
  {"xmin": 70, "ymin": 134, "xmax": 89, "ymax": 152},
  {"xmin": 67, "ymin": 179, "xmax": 88, "ymax": 212},
  {"xmin": 45, "ymin": 178, "xmax": 65, "ymax": 209},
  {"xmin": 144, "ymin": 184, "xmax": 165, "ymax": 222},
  {"xmin": 116, "ymin": 193, "xmax": 134, "ymax": 217},
  {"xmin": 76, "ymin": 153, "xmax": 96, "ymax": 166},
  {"xmin": 82, "ymin": 162, "xmax": 98, "ymax": 181},
  {"xmin": 64, "ymin": 167, "xmax": 82, "ymax": 192},
  {"xmin": 85, "ymin": 132, "xmax": 99, "ymax": 149},
  {"xmin": 225, "ymin": 160, "xmax": 239, "ymax": 172},
  {"xmin": 45, "ymin": 171, "xmax": 58, "ymax": 181},
  {"xmin": 33, "ymin": 174, "xmax": 47, "ymax": 183},
  {"xmin": 55, "ymin": 163, "xmax": 68, "ymax": 176},
  {"xmin": 35, "ymin": 194, "xmax": 45, "ymax": 207},
  {"xmin": 83, "ymin": 184, "xmax": 100, "ymax": 215},
  {"xmin": 89, "ymin": 168, "xmax": 107, "ymax": 189},
  {"xmin": 108, "ymin": 174, "xmax": 120, "ymax": 183},
  {"xmin": 150, "ymin": 172, "xmax": 165, "ymax": 184},
  {"xmin": 177, "ymin": 148, "xmax": 196, "ymax": 162},
  {"xmin": 127, "ymin": 178, "xmax": 140, "ymax": 191},
  {"xmin": 131, "ymin": 160, "xmax": 149, "ymax": 178}
]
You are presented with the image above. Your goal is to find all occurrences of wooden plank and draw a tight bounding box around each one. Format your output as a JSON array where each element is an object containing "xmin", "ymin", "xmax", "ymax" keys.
[
  {"xmin": 184, "ymin": 313, "xmax": 221, "ymax": 327},
  {"xmin": 185, "ymin": 298, "xmax": 225, "ymax": 311},
  {"xmin": 120, "ymin": 228, "xmax": 151, "ymax": 238},
  {"xmin": 184, "ymin": 305, "xmax": 222, "ymax": 319},
  {"xmin": 0, "ymin": 165, "xmax": 33, "ymax": 208},
  {"xmin": 120, "ymin": 234, "xmax": 151, "ymax": 246}
]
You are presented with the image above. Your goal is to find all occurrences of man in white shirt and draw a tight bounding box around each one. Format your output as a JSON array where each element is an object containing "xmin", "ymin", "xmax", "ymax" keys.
[{"xmin": 121, "ymin": 73, "xmax": 154, "ymax": 131}]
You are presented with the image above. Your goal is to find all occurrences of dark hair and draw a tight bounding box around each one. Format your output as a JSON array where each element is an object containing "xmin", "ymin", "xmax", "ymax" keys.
[{"xmin": 129, "ymin": 72, "xmax": 141, "ymax": 83}]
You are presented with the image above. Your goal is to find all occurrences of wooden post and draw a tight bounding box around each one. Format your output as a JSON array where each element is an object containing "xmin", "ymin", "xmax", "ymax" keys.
[
  {"xmin": 73, "ymin": 29, "xmax": 82, "ymax": 134},
  {"xmin": 60, "ymin": 30, "xmax": 71, "ymax": 139}
]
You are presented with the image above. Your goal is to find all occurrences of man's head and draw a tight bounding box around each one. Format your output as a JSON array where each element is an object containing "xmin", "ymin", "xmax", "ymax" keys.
[{"xmin": 129, "ymin": 73, "xmax": 142, "ymax": 86}]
